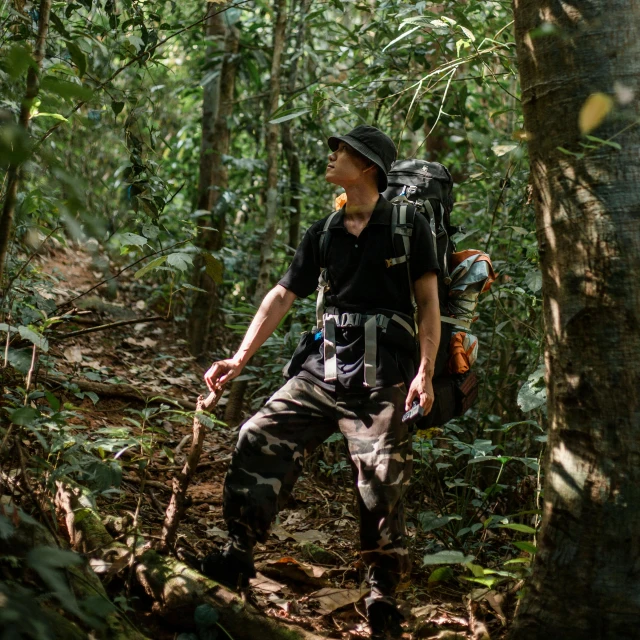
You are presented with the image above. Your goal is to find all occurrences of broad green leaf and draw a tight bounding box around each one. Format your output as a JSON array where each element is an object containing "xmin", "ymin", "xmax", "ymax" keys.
[
  {"xmin": 492, "ymin": 144, "xmax": 518, "ymax": 157},
  {"xmin": 428, "ymin": 566, "xmax": 454, "ymax": 582},
  {"xmin": 141, "ymin": 223, "xmax": 159, "ymax": 239},
  {"xmin": 134, "ymin": 256, "xmax": 167, "ymax": 279},
  {"xmin": 111, "ymin": 101, "xmax": 125, "ymax": 116},
  {"xmin": 41, "ymin": 76, "xmax": 93, "ymax": 101},
  {"xmin": 6, "ymin": 44, "xmax": 36, "ymax": 79},
  {"xmin": 166, "ymin": 252, "xmax": 193, "ymax": 272},
  {"xmin": 498, "ymin": 523, "xmax": 537, "ymax": 534},
  {"xmin": 459, "ymin": 25, "xmax": 476, "ymax": 42},
  {"xmin": 423, "ymin": 550, "xmax": 474, "ymax": 566},
  {"xmin": 32, "ymin": 112, "xmax": 68, "ymax": 122},
  {"xmin": 513, "ymin": 541, "xmax": 538, "ymax": 554},
  {"xmin": 417, "ymin": 511, "xmax": 462, "ymax": 532},
  {"xmin": 524, "ymin": 269, "xmax": 542, "ymax": 293},
  {"xmin": 18, "ymin": 325, "xmax": 49, "ymax": 352},
  {"xmin": 65, "ymin": 40, "xmax": 87, "ymax": 77},
  {"xmin": 117, "ymin": 232, "xmax": 148, "ymax": 248},
  {"xmin": 127, "ymin": 35, "xmax": 145, "ymax": 52},
  {"xmin": 194, "ymin": 603, "xmax": 219, "ymax": 629},
  {"xmin": 584, "ymin": 134, "xmax": 621, "ymax": 150},
  {"xmin": 9, "ymin": 406, "xmax": 40, "ymax": 425},
  {"xmin": 461, "ymin": 575, "xmax": 502, "ymax": 588},
  {"xmin": 204, "ymin": 253, "xmax": 224, "ymax": 284},
  {"xmin": 269, "ymin": 109, "xmax": 310, "ymax": 125}
]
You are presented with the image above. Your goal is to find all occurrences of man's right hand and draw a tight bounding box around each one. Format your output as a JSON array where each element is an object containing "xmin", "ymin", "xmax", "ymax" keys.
[{"xmin": 204, "ymin": 358, "xmax": 243, "ymax": 392}]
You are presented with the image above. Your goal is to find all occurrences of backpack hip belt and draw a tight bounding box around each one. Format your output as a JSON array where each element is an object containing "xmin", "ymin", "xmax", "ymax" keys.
[{"xmin": 319, "ymin": 306, "xmax": 415, "ymax": 387}]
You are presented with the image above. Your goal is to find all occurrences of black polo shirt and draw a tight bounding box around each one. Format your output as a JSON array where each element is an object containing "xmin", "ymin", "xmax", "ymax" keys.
[{"xmin": 278, "ymin": 195, "xmax": 439, "ymax": 391}]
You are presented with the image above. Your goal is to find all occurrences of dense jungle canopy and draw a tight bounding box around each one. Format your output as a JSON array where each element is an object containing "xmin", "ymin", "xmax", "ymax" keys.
[{"xmin": 1, "ymin": 0, "xmax": 638, "ymax": 638}]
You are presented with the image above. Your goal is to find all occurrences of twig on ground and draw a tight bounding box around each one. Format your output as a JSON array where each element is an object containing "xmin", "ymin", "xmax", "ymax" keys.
[
  {"xmin": 55, "ymin": 315, "xmax": 166, "ymax": 340},
  {"xmin": 123, "ymin": 475, "xmax": 172, "ymax": 493},
  {"xmin": 24, "ymin": 343, "xmax": 37, "ymax": 401}
]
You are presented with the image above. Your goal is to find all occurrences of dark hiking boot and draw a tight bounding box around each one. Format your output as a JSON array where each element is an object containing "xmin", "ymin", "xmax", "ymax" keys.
[
  {"xmin": 368, "ymin": 600, "xmax": 404, "ymax": 639},
  {"xmin": 179, "ymin": 544, "xmax": 256, "ymax": 590}
]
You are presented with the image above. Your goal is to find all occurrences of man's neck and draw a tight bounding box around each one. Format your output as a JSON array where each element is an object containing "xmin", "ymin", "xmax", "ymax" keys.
[{"xmin": 343, "ymin": 183, "xmax": 380, "ymax": 222}]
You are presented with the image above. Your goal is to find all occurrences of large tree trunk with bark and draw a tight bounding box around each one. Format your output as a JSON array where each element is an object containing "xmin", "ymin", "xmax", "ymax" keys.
[
  {"xmin": 0, "ymin": 0, "xmax": 51, "ymax": 288},
  {"xmin": 189, "ymin": 9, "xmax": 240, "ymax": 359},
  {"xmin": 253, "ymin": 0, "xmax": 288, "ymax": 303},
  {"xmin": 510, "ymin": 2, "xmax": 640, "ymax": 638},
  {"xmin": 282, "ymin": 0, "xmax": 310, "ymax": 250}
]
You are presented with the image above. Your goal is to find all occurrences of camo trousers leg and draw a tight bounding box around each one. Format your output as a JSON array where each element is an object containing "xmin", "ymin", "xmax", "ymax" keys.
[
  {"xmin": 337, "ymin": 385, "xmax": 412, "ymax": 609},
  {"xmin": 222, "ymin": 377, "xmax": 336, "ymax": 547},
  {"xmin": 222, "ymin": 378, "xmax": 412, "ymax": 606}
]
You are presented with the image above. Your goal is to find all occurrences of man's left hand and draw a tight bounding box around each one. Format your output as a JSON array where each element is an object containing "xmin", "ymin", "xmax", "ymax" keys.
[{"xmin": 405, "ymin": 369, "xmax": 435, "ymax": 413}]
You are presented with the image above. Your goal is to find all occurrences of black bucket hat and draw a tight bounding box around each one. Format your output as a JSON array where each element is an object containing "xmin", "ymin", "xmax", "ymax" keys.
[{"xmin": 328, "ymin": 124, "xmax": 397, "ymax": 192}]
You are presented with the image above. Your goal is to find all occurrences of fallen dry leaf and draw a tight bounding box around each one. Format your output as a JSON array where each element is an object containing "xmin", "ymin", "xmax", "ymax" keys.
[
  {"xmin": 270, "ymin": 524, "xmax": 292, "ymax": 541},
  {"xmin": 250, "ymin": 572, "xmax": 285, "ymax": 594},
  {"xmin": 308, "ymin": 586, "xmax": 368, "ymax": 614},
  {"xmin": 124, "ymin": 337, "xmax": 158, "ymax": 348},
  {"xmin": 63, "ymin": 346, "xmax": 84, "ymax": 363},
  {"xmin": 257, "ymin": 557, "xmax": 329, "ymax": 587},
  {"xmin": 290, "ymin": 529, "xmax": 329, "ymax": 545}
]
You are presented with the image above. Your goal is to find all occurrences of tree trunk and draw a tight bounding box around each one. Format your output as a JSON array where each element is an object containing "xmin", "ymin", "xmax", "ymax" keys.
[
  {"xmin": 188, "ymin": 9, "xmax": 240, "ymax": 359},
  {"xmin": 0, "ymin": 0, "xmax": 51, "ymax": 288},
  {"xmin": 282, "ymin": 0, "xmax": 310, "ymax": 250},
  {"xmin": 253, "ymin": 0, "xmax": 288, "ymax": 304},
  {"xmin": 510, "ymin": 2, "xmax": 640, "ymax": 638}
]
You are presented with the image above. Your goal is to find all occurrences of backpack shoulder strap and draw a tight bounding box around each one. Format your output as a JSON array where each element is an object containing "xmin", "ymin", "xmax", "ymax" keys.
[
  {"xmin": 318, "ymin": 209, "xmax": 341, "ymax": 269},
  {"xmin": 388, "ymin": 202, "xmax": 417, "ymax": 316}
]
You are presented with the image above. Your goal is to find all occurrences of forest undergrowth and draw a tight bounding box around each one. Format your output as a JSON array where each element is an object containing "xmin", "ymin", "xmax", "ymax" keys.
[{"xmin": 0, "ymin": 237, "xmax": 543, "ymax": 639}]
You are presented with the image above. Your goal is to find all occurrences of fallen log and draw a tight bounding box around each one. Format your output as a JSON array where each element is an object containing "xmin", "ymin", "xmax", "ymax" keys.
[
  {"xmin": 41, "ymin": 373, "xmax": 198, "ymax": 410},
  {"xmin": 56, "ymin": 480, "xmax": 326, "ymax": 640}
]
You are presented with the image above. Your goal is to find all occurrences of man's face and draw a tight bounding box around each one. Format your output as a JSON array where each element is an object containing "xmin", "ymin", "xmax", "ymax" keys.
[{"xmin": 325, "ymin": 142, "xmax": 377, "ymax": 188}]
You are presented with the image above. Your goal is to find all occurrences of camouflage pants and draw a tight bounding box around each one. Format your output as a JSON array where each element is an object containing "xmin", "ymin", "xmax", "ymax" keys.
[{"xmin": 222, "ymin": 376, "xmax": 412, "ymax": 606}]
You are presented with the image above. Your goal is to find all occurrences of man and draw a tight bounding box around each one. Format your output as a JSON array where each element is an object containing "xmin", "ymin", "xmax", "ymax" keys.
[{"xmin": 200, "ymin": 125, "xmax": 440, "ymax": 639}]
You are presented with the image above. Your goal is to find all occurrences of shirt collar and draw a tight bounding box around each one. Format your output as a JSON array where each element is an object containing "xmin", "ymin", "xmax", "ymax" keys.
[{"xmin": 329, "ymin": 195, "xmax": 393, "ymax": 229}]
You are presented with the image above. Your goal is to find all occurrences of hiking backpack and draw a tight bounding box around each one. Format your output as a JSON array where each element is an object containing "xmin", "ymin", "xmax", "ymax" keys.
[{"xmin": 382, "ymin": 159, "xmax": 495, "ymax": 427}]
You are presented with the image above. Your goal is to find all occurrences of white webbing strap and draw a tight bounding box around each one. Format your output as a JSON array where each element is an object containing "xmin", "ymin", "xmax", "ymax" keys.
[
  {"xmin": 363, "ymin": 315, "xmax": 377, "ymax": 387},
  {"xmin": 316, "ymin": 269, "xmax": 329, "ymax": 329},
  {"xmin": 323, "ymin": 316, "xmax": 337, "ymax": 381}
]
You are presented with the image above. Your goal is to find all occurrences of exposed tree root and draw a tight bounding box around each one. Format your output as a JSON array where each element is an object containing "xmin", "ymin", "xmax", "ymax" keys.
[{"xmin": 56, "ymin": 480, "xmax": 327, "ymax": 640}]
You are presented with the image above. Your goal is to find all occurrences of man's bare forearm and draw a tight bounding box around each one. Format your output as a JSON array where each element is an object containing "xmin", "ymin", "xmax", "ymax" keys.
[
  {"xmin": 417, "ymin": 299, "xmax": 440, "ymax": 378},
  {"xmin": 232, "ymin": 285, "xmax": 297, "ymax": 367}
]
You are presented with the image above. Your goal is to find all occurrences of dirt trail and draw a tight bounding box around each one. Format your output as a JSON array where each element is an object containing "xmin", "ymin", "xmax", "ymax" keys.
[{"xmin": 34, "ymin": 245, "xmax": 503, "ymax": 640}]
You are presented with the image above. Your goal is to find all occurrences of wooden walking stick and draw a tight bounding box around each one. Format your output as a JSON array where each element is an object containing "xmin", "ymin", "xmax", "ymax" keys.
[{"xmin": 161, "ymin": 389, "xmax": 223, "ymax": 551}]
